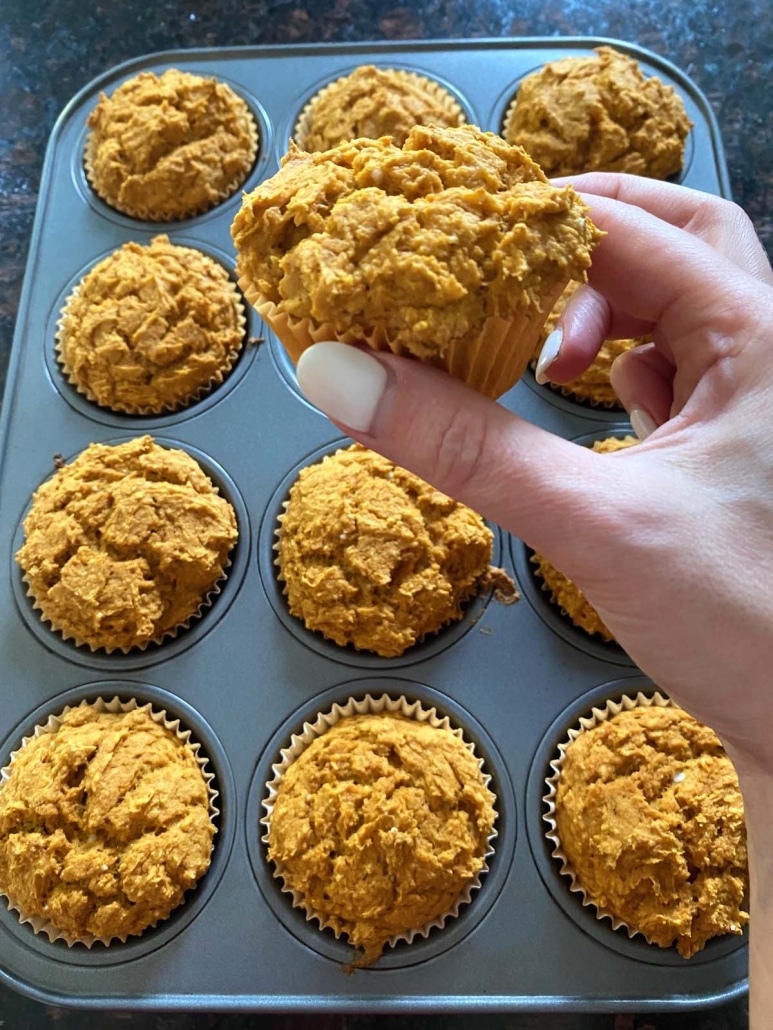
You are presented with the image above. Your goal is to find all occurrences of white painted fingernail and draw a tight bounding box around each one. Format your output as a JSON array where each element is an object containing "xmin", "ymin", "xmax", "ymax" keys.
[
  {"xmin": 296, "ymin": 342, "xmax": 388, "ymax": 432},
  {"xmin": 535, "ymin": 327, "xmax": 562, "ymax": 385},
  {"xmin": 630, "ymin": 406, "xmax": 658, "ymax": 441}
]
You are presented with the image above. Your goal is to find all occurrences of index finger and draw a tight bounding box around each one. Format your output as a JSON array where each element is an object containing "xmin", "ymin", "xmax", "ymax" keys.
[{"xmin": 555, "ymin": 173, "xmax": 773, "ymax": 283}]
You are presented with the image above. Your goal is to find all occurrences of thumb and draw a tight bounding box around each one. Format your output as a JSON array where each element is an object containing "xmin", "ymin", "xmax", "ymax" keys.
[{"xmin": 296, "ymin": 341, "xmax": 625, "ymax": 568}]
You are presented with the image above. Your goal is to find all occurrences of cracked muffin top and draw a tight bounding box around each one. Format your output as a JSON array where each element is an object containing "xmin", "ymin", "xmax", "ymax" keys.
[
  {"xmin": 57, "ymin": 235, "xmax": 245, "ymax": 414},
  {"xmin": 294, "ymin": 64, "xmax": 465, "ymax": 151},
  {"xmin": 15, "ymin": 436, "xmax": 238, "ymax": 652},
  {"xmin": 504, "ymin": 46, "xmax": 691, "ymax": 178},
  {"xmin": 85, "ymin": 68, "xmax": 258, "ymax": 220},
  {"xmin": 276, "ymin": 443, "xmax": 496, "ymax": 657}
]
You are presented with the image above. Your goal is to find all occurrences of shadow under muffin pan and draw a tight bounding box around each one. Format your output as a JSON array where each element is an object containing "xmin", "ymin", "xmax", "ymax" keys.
[{"xmin": 0, "ymin": 37, "xmax": 742, "ymax": 1015}]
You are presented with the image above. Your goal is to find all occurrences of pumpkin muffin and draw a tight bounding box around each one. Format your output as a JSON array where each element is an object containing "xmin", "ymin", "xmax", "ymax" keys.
[
  {"xmin": 15, "ymin": 435, "xmax": 238, "ymax": 652},
  {"xmin": 232, "ymin": 123, "xmax": 603, "ymax": 398},
  {"xmin": 504, "ymin": 46, "xmax": 691, "ymax": 179},
  {"xmin": 294, "ymin": 64, "xmax": 464, "ymax": 151},
  {"xmin": 531, "ymin": 435, "xmax": 638, "ymax": 642},
  {"xmin": 0, "ymin": 699, "xmax": 215, "ymax": 943},
  {"xmin": 85, "ymin": 68, "xmax": 258, "ymax": 220},
  {"xmin": 276, "ymin": 443, "xmax": 501, "ymax": 657},
  {"xmin": 531, "ymin": 279, "xmax": 646, "ymax": 407},
  {"xmin": 546, "ymin": 698, "xmax": 748, "ymax": 958},
  {"xmin": 265, "ymin": 702, "xmax": 496, "ymax": 966},
  {"xmin": 57, "ymin": 235, "xmax": 245, "ymax": 414}
]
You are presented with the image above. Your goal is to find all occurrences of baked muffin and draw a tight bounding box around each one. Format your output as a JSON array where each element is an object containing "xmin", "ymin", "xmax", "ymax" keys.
[
  {"xmin": 265, "ymin": 703, "xmax": 496, "ymax": 965},
  {"xmin": 232, "ymin": 123, "xmax": 603, "ymax": 398},
  {"xmin": 546, "ymin": 698, "xmax": 748, "ymax": 957},
  {"xmin": 56, "ymin": 235, "xmax": 246, "ymax": 414},
  {"xmin": 85, "ymin": 68, "xmax": 258, "ymax": 220},
  {"xmin": 531, "ymin": 279, "xmax": 646, "ymax": 407},
  {"xmin": 294, "ymin": 64, "xmax": 464, "ymax": 151},
  {"xmin": 531, "ymin": 435, "xmax": 637, "ymax": 642},
  {"xmin": 504, "ymin": 46, "xmax": 692, "ymax": 179},
  {"xmin": 276, "ymin": 443, "xmax": 498, "ymax": 657},
  {"xmin": 0, "ymin": 699, "xmax": 215, "ymax": 943},
  {"xmin": 15, "ymin": 435, "xmax": 238, "ymax": 652}
]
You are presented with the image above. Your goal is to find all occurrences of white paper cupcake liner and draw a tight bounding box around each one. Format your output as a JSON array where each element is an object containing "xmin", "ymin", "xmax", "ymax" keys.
[
  {"xmin": 261, "ymin": 692, "xmax": 497, "ymax": 958},
  {"xmin": 0, "ymin": 695, "xmax": 218, "ymax": 947}
]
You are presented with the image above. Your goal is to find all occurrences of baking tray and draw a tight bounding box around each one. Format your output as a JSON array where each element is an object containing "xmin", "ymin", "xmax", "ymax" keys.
[{"xmin": 0, "ymin": 37, "xmax": 744, "ymax": 1013}]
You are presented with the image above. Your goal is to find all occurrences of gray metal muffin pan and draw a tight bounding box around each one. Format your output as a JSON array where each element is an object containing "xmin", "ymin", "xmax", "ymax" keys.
[{"xmin": 0, "ymin": 38, "xmax": 744, "ymax": 1013}]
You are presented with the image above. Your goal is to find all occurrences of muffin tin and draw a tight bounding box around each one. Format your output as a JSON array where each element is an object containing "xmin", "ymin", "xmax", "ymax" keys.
[{"xmin": 0, "ymin": 37, "xmax": 744, "ymax": 1013}]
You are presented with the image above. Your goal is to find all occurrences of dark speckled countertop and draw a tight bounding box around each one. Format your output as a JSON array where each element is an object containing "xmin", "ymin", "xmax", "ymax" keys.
[{"xmin": 0, "ymin": 2, "xmax": 770, "ymax": 1028}]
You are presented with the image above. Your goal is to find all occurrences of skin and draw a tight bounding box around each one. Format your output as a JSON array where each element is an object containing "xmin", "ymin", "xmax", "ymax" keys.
[{"xmin": 297, "ymin": 174, "xmax": 773, "ymax": 1025}]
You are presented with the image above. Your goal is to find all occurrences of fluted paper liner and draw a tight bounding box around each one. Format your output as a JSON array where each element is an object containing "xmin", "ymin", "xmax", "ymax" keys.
[
  {"xmin": 292, "ymin": 68, "xmax": 465, "ymax": 151},
  {"xmin": 55, "ymin": 276, "xmax": 247, "ymax": 416},
  {"xmin": 244, "ymin": 275, "xmax": 568, "ymax": 400},
  {"xmin": 261, "ymin": 693, "xmax": 497, "ymax": 960},
  {"xmin": 529, "ymin": 551, "xmax": 615, "ymax": 643},
  {"xmin": 0, "ymin": 695, "xmax": 218, "ymax": 947}
]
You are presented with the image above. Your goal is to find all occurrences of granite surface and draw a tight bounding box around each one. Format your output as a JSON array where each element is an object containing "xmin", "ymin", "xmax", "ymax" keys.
[{"xmin": 0, "ymin": 1, "xmax": 770, "ymax": 1027}]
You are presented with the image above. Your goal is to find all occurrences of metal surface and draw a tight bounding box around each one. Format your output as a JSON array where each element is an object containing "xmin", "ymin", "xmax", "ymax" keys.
[{"xmin": 0, "ymin": 38, "xmax": 745, "ymax": 1013}]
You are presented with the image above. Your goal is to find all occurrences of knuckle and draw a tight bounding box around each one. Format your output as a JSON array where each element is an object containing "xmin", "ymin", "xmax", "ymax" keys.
[{"xmin": 429, "ymin": 400, "xmax": 491, "ymax": 502}]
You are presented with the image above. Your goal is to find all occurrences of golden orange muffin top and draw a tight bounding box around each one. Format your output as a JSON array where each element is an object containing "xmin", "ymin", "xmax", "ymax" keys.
[
  {"xmin": 15, "ymin": 436, "xmax": 238, "ymax": 652},
  {"xmin": 267, "ymin": 711, "xmax": 496, "ymax": 965},
  {"xmin": 505, "ymin": 46, "xmax": 692, "ymax": 178},
  {"xmin": 532, "ymin": 279, "xmax": 646, "ymax": 406},
  {"xmin": 85, "ymin": 68, "xmax": 258, "ymax": 220},
  {"xmin": 277, "ymin": 444, "xmax": 495, "ymax": 657},
  {"xmin": 531, "ymin": 435, "xmax": 638, "ymax": 641},
  {"xmin": 0, "ymin": 703, "xmax": 214, "ymax": 942},
  {"xmin": 295, "ymin": 64, "xmax": 464, "ymax": 152},
  {"xmin": 57, "ymin": 235, "xmax": 245, "ymax": 414},
  {"xmin": 232, "ymin": 123, "xmax": 603, "ymax": 358},
  {"xmin": 554, "ymin": 704, "xmax": 748, "ymax": 957}
]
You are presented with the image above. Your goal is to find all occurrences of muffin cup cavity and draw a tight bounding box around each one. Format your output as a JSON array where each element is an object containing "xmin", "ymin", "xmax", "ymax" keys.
[
  {"xmin": 261, "ymin": 692, "xmax": 497, "ymax": 965},
  {"xmin": 0, "ymin": 695, "xmax": 219, "ymax": 948}
]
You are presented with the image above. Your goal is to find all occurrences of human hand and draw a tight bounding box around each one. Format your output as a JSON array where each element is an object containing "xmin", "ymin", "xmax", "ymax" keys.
[{"xmin": 295, "ymin": 175, "xmax": 773, "ymax": 775}]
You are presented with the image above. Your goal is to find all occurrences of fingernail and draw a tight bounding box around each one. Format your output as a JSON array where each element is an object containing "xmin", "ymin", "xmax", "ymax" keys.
[
  {"xmin": 535, "ymin": 327, "xmax": 562, "ymax": 385},
  {"xmin": 296, "ymin": 341, "xmax": 388, "ymax": 432},
  {"xmin": 630, "ymin": 405, "xmax": 658, "ymax": 441}
]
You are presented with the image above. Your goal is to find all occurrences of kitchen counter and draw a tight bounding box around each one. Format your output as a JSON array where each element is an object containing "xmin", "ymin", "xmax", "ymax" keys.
[{"xmin": 0, "ymin": 1, "xmax": 770, "ymax": 1028}]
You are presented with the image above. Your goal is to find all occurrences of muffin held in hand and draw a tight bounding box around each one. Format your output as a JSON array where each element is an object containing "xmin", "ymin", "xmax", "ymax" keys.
[
  {"xmin": 504, "ymin": 46, "xmax": 692, "ymax": 179},
  {"xmin": 85, "ymin": 68, "xmax": 258, "ymax": 220},
  {"xmin": 0, "ymin": 700, "xmax": 215, "ymax": 943},
  {"xmin": 276, "ymin": 443, "xmax": 501, "ymax": 657},
  {"xmin": 266, "ymin": 706, "xmax": 496, "ymax": 966},
  {"xmin": 294, "ymin": 64, "xmax": 465, "ymax": 151},
  {"xmin": 57, "ymin": 235, "xmax": 245, "ymax": 414},
  {"xmin": 232, "ymin": 123, "xmax": 603, "ymax": 398},
  {"xmin": 15, "ymin": 436, "xmax": 238, "ymax": 652},
  {"xmin": 547, "ymin": 699, "xmax": 748, "ymax": 958},
  {"xmin": 532, "ymin": 280, "xmax": 646, "ymax": 407},
  {"xmin": 531, "ymin": 435, "xmax": 638, "ymax": 642}
]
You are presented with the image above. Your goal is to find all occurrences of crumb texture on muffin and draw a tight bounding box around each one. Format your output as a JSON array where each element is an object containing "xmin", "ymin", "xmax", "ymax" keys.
[
  {"xmin": 277, "ymin": 444, "xmax": 493, "ymax": 657},
  {"xmin": 57, "ymin": 235, "xmax": 245, "ymax": 413},
  {"xmin": 15, "ymin": 436, "xmax": 238, "ymax": 651},
  {"xmin": 85, "ymin": 68, "xmax": 258, "ymax": 220},
  {"xmin": 505, "ymin": 46, "xmax": 692, "ymax": 178},
  {"xmin": 232, "ymin": 123, "xmax": 602, "ymax": 359},
  {"xmin": 296, "ymin": 64, "xmax": 464, "ymax": 151},
  {"xmin": 267, "ymin": 711, "xmax": 496, "ymax": 964},
  {"xmin": 554, "ymin": 704, "xmax": 748, "ymax": 957},
  {"xmin": 0, "ymin": 704, "xmax": 214, "ymax": 941}
]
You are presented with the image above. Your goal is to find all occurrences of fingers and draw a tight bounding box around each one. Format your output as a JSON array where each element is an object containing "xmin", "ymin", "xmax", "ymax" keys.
[
  {"xmin": 556, "ymin": 173, "xmax": 773, "ymax": 284},
  {"xmin": 537, "ymin": 284, "xmax": 656, "ymax": 385},
  {"xmin": 296, "ymin": 342, "xmax": 619, "ymax": 561},
  {"xmin": 609, "ymin": 344, "xmax": 676, "ymax": 434}
]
